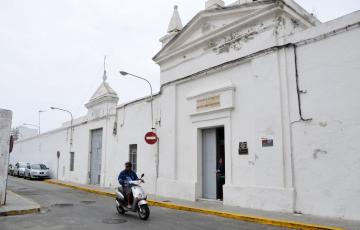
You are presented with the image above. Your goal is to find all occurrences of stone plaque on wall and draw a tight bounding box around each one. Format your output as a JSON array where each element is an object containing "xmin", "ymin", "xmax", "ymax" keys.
[{"xmin": 196, "ymin": 95, "xmax": 220, "ymax": 111}]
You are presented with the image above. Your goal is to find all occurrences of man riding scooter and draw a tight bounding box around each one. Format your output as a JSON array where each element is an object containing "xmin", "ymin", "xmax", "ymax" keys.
[{"xmin": 118, "ymin": 162, "xmax": 143, "ymax": 209}]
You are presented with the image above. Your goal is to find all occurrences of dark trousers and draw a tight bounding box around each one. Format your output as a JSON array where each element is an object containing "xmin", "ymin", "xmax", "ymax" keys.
[{"xmin": 217, "ymin": 176, "xmax": 225, "ymax": 200}]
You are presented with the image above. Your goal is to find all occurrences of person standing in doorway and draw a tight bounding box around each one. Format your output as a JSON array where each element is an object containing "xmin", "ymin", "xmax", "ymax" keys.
[{"xmin": 216, "ymin": 157, "xmax": 225, "ymax": 200}]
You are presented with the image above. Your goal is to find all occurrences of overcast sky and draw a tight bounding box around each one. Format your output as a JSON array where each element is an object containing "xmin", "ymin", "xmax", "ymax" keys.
[{"xmin": 1, "ymin": 0, "xmax": 359, "ymax": 133}]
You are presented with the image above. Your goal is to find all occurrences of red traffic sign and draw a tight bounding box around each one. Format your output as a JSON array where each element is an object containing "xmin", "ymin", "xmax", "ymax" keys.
[{"xmin": 145, "ymin": 131, "xmax": 158, "ymax": 145}]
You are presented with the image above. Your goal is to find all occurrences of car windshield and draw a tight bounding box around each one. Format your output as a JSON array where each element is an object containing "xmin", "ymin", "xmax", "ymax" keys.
[{"xmin": 31, "ymin": 164, "xmax": 47, "ymax": 170}]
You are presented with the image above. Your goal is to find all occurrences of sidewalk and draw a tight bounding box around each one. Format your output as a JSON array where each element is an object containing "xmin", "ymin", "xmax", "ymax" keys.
[
  {"xmin": 44, "ymin": 179, "xmax": 360, "ymax": 230},
  {"xmin": 0, "ymin": 190, "xmax": 40, "ymax": 216}
]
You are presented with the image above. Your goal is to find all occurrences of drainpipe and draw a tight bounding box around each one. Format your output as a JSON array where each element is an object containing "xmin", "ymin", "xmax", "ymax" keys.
[
  {"xmin": 293, "ymin": 45, "xmax": 312, "ymax": 122},
  {"xmin": 289, "ymin": 44, "xmax": 312, "ymax": 213}
]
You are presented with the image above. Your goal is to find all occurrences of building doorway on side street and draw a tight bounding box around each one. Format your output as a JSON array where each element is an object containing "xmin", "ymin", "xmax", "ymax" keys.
[
  {"xmin": 90, "ymin": 128, "xmax": 103, "ymax": 185},
  {"xmin": 202, "ymin": 127, "xmax": 225, "ymax": 200}
]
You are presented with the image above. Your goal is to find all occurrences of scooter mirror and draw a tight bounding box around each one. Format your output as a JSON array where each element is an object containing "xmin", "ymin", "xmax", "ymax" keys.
[{"xmin": 141, "ymin": 173, "xmax": 144, "ymax": 178}]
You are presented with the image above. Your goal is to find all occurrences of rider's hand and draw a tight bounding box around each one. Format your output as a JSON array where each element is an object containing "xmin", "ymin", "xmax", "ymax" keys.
[{"xmin": 141, "ymin": 179, "xmax": 145, "ymax": 183}]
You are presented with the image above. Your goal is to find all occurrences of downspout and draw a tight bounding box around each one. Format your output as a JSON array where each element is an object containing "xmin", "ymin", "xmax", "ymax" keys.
[
  {"xmin": 290, "ymin": 44, "xmax": 312, "ymax": 213},
  {"xmin": 293, "ymin": 44, "xmax": 312, "ymax": 122}
]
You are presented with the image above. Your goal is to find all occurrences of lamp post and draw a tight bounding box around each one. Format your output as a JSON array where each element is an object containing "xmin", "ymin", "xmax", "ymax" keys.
[
  {"xmin": 23, "ymin": 123, "xmax": 39, "ymax": 129},
  {"xmin": 50, "ymin": 107, "xmax": 73, "ymax": 145},
  {"xmin": 119, "ymin": 71, "xmax": 154, "ymax": 130},
  {"xmin": 38, "ymin": 110, "xmax": 45, "ymax": 134}
]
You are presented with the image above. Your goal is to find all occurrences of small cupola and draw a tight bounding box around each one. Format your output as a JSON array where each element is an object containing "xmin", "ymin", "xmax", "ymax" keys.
[
  {"xmin": 159, "ymin": 5, "xmax": 183, "ymax": 47},
  {"xmin": 85, "ymin": 58, "xmax": 119, "ymax": 120}
]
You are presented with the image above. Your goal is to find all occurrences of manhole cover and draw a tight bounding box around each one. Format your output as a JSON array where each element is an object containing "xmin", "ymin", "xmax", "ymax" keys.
[
  {"xmin": 51, "ymin": 203, "xmax": 74, "ymax": 208},
  {"xmin": 80, "ymin": 201, "xmax": 96, "ymax": 204},
  {"xmin": 102, "ymin": 218, "xmax": 127, "ymax": 224},
  {"xmin": 40, "ymin": 208, "xmax": 51, "ymax": 214}
]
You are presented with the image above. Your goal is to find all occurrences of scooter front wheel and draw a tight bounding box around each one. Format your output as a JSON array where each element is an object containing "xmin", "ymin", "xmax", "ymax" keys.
[
  {"xmin": 138, "ymin": 204, "xmax": 150, "ymax": 220},
  {"xmin": 116, "ymin": 203, "xmax": 125, "ymax": 215}
]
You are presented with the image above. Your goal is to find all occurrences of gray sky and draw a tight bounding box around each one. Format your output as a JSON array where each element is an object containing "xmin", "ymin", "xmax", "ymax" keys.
[{"xmin": 1, "ymin": 0, "xmax": 359, "ymax": 132}]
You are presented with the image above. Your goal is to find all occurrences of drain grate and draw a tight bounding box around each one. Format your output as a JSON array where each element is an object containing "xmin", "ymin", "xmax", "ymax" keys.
[
  {"xmin": 102, "ymin": 218, "xmax": 127, "ymax": 224},
  {"xmin": 51, "ymin": 203, "xmax": 74, "ymax": 208},
  {"xmin": 80, "ymin": 201, "xmax": 96, "ymax": 204}
]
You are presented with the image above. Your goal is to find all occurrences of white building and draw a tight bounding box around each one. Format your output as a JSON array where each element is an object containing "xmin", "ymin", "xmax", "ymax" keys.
[
  {"xmin": 11, "ymin": 126, "xmax": 38, "ymax": 140},
  {"xmin": 11, "ymin": 0, "xmax": 360, "ymax": 220}
]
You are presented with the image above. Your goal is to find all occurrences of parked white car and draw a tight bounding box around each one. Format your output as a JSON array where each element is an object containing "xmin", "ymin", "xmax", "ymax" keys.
[
  {"xmin": 24, "ymin": 163, "xmax": 50, "ymax": 180},
  {"xmin": 13, "ymin": 162, "xmax": 27, "ymax": 177}
]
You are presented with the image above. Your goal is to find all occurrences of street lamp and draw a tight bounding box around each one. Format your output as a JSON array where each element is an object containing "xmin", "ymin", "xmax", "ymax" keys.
[
  {"xmin": 50, "ymin": 106, "xmax": 74, "ymax": 145},
  {"xmin": 23, "ymin": 123, "xmax": 39, "ymax": 129},
  {"xmin": 38, "ymin": 110, "xmax": 45, "ymax": 134},
  {"xmin": 119, "ymin": 71, "xmax": 154, "ymax": 130}
]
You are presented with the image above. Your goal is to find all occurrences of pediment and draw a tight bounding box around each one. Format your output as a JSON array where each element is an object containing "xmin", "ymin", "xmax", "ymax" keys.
[
  {"xmin": 153, "ymin": 2, "xmax": 276, "ymax": 61},
  {"xmin": 90, "ymin": 82, "xmax": 117, "ymax": 101},
  {"xmin": 85, "ymin": 81, "xmax": 119, "ymax": 109}
]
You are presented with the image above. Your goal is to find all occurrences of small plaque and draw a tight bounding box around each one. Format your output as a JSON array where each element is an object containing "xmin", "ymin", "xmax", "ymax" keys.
[
  {"xmin": 196, "ymin": 95, "xmax": 220, "ymax": 110},
  {"xmin": 238, "ymin": 142, "xmax": 248, "ymax": 155},
  {"xmin": 262, "ymin": 139, "xmax": 274, "ymax": 147}
]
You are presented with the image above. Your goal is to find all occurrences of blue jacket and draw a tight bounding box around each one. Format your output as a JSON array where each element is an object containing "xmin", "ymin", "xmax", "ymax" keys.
[{"xmin": 118, "ymin": 169, "xmax": 138, "ymax": 186}]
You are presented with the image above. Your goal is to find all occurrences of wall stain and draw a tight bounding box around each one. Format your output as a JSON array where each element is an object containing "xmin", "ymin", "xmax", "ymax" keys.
[
  {"xmin": 313, "ymin": 149, "xmax": 328, "ymax": 159},
  {"xmin": 318, "ymin": 122, "xmax": 328, "ymax": 127}
]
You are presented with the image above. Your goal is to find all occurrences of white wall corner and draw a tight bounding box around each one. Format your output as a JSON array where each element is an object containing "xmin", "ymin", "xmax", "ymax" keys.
[{"xmin": 0, "ymin": 109, "xmax": 12, "ymax": 206}]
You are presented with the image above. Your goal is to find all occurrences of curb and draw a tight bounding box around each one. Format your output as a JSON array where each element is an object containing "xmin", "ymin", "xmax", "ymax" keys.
[
  {"xmin": 43, "ymin": 179, "xmax": 343, "ymax": 230},
  {"xmin": 0, "ymin": 208, "xmax": 40, "ymax": 217},
  {"xmin": 0, "ymin": 191, "xmax": 40, "ymax": 217}
]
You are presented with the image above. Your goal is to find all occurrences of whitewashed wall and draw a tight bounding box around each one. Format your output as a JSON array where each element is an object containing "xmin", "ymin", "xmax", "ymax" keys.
[
  {"xmin": 11, "ymin": 98, "xmax": 159, "ymax": 194},
  {"xmin": 11, "ymin": 128, "xmax": 67, "ymax": 180},
  {"xmin": 106, "ymin": 97, "xmax": 159, "ymax": 193},
  {"xmin": 289, "ymin": 20, "xmax": 360, "ymax": 220}
]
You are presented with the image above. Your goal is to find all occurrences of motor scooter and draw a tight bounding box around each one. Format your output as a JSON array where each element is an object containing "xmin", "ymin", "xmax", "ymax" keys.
[{"xmin": 115, "ymin": 174, "xmax": 150, "ymax": 220}]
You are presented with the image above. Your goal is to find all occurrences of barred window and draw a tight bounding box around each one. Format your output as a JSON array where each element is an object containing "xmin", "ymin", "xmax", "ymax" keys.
[
  {"xmin": 70, "ymin": 152, "xmax": 75, "ymax": 171},
  {"xmin": 129, "ymin": 144, "xmax": 137, "ymax": 173}
]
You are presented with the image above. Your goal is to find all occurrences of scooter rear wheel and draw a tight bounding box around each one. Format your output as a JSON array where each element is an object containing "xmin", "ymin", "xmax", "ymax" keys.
[{"xmin": 138, "ymin": 204, "xmax": 150, "ymax": 220}]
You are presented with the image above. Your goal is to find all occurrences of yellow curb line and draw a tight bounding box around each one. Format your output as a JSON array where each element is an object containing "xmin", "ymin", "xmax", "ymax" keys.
[
  {"xmin": 0, "ymin": 208, "xmax": 40, "ymax": 217},
  {"xmin": 43, "ymin": 179, "xmax": 343, "ymax": 230}
]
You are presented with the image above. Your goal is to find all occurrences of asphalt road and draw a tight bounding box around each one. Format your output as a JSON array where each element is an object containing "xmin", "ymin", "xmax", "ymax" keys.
[{"xmin": 1, "ymin": 177, "xmax": 293, "ymax": 230}]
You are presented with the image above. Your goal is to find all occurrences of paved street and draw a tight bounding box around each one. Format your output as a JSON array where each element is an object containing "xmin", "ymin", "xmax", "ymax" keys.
[{"xmin": 0, "ymin": 177, "xmax": 292, "ymax": 230}]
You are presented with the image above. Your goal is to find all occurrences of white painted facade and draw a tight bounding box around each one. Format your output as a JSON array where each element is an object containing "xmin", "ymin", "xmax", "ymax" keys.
[
  {"xmin": 14, "ymin": 126, "xmax": 38, "ymax": 140},
  {"xmin": 10, "ymin": 0, "xmax": 360, "ymax": 220},
  {"xmin": 0, "ymin": 108, "xmax": 12, "ymax": 205}
]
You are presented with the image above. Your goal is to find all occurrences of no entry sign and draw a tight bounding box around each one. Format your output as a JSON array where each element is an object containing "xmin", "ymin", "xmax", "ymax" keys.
[{"xmin": 144, "ymin": 131, "xmax": 158, "ymax": 145}]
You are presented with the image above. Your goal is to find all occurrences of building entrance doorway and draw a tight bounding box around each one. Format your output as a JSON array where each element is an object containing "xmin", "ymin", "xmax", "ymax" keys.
[
  {"xmin": 202, "ymin": 127, "xmax": 225, "ymax": 200},
  {"xmin": 90, "ymin": 129, "xmax": 103, "ymax": 185}
]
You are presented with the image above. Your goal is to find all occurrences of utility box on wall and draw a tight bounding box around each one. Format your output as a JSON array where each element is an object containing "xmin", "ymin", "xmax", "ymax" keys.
[
  {"xmin": 0, "ymin": 108, "xmax": 12, "ymax": 206},
  {"xmin": 238, "ymin": 142, "xmax": 248, "ymax": 155}
]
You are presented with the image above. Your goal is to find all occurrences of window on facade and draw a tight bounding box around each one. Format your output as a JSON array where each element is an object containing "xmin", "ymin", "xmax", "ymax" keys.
[
  {"xmin": 129, "ymin": 144, "xmax": 137, "ymax": 173},
  {"xmin": 70, "ymin": 152, "xmax": 75, "ymax": 171}
]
